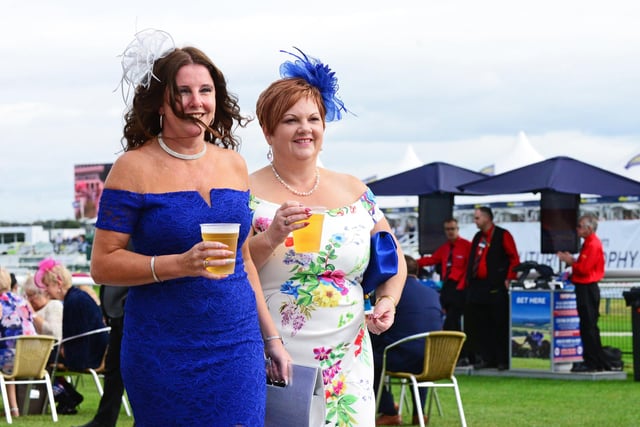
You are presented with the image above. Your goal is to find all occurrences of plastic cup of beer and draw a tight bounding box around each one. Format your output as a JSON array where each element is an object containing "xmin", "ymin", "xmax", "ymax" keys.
[
  {"xmin": 292, "ymin": 207, "xmax": 325, "ymax": 253},
  {"xmin": 200, "ymin": 223, "xmax": 240, "ymax": 274}
]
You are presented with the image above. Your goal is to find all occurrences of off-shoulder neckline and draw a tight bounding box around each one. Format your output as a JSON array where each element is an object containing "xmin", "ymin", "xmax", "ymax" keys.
[{"xmin": 103, "ymin": 188, "xmax": 248, "ymax": 208}]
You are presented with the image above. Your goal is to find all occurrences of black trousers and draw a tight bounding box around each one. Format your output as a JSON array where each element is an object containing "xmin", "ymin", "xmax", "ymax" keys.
[
  {"xmin": 91, "ymin": 316, "xmax": 126, "ymax": 426},
  {"xmin": 465, "ymin": 280, "xmax": 510, "ymax": 366},
  {"xmin": 574, "ymin": 282, "xmax": 610, "ymax": 369},
  {"xmin": 440, "ymin": 280, "xmax": 465, "ymax": 332}
]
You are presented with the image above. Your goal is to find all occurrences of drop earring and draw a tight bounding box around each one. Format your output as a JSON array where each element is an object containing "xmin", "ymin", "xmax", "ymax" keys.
[
  {"xmin": 159, "ymin": 114, "xmax": 164, "ymax": 129},
  {"xmin": 267, "ymin": 146, "xmax": 273, "ymax": 162}
]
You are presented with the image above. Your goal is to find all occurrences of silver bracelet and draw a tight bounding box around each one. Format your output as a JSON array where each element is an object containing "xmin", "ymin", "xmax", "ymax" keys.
[
  {"xmin": 264, "ymin": 335, "xmax": 284, "ymax": 345},
  {"xmin": 150, "ymin": 255, "xmax": 161, "ymax": 282}
]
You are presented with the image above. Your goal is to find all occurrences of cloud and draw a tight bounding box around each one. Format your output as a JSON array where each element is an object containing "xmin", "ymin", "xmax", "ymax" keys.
[
  {"xmin": 1, "ymin": 0, "xmax": 639, "ymax": 222},
  {"xmin": 0, "ymin": 102, "xmax": 87, "ymax": 126}
]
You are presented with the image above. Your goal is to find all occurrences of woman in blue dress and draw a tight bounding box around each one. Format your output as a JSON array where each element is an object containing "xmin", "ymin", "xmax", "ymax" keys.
[{"xmin": 90, "ymin": 30, "xmax": 290, "ymax": 426}]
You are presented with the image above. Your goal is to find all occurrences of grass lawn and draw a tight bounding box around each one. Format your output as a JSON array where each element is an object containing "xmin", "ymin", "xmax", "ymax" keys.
[
  {"xmin": 3, "ymin": 377, "xmax": 134, "ymax": 427},
  {"xmin": 391, "ymin": 373, "xmax": 640, "ymax": 426},
  {"xmin": 5, "ymin": 366, "xmax": 640, "ymax": 426}
]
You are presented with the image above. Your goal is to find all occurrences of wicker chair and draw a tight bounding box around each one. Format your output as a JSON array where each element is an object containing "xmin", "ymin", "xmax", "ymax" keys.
[
  {"xmin": 376, "ymin": 331, "xmax": 467, "ymax": 427},
  {"xmin": 0, "ymin": 335, "xmax": 58, "ymax": 424}
]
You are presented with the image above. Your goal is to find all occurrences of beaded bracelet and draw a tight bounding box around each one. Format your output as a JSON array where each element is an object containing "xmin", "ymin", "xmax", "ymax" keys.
[
  {"xmin": 150, "ymin": 255, "xmax": 161, "ymax": 283},
  {"xmin": 264, "ymin": 335, "xmax": 284, "ymax": 345}
]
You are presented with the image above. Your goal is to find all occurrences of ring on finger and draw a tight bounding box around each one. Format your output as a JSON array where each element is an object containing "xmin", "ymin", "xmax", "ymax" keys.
[
  {"xmin": 203, "ymin": 259, "xmax": 209, "ymax": 268},
  {"xmin": 284, "ymin": 218, "xmax": 289, "ymax": 226}
]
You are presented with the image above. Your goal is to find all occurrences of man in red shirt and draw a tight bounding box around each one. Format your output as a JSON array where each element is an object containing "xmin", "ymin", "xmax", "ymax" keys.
[
  {"xmin": 418, "ymin": 218, "xmax": 471, "ymax": 333},
  {"xmin": 557, "ymin": 214, "xmax": 612, "ymax": 372},
  {"xmin": 466, "ymin": 207, "xmax": 520, "ymax": 370}
]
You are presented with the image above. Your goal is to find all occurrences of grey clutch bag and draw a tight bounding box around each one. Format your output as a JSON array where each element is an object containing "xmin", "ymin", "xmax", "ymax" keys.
[{"xmin": 265, "ymin": 363, "xmax": 325, "ymax": 427}]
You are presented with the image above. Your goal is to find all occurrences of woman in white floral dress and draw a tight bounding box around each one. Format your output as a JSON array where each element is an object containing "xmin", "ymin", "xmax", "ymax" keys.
[{"xmin": 249, "ymin": 49, "xmax": 406, "ymax": 426}]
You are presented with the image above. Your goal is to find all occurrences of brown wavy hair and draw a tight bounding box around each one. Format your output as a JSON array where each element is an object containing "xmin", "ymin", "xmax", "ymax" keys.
[
  {"xmin": 122, "ymin": 46, "xmax": 250, "ymax": 150},
  {"xmin": 255, "ymin": 78, "xmax": 326, "ymax": 135}
]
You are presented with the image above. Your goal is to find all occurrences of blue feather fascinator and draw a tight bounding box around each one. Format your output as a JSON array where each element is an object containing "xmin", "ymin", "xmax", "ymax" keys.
[{"xmin": 279, "ymin": 47, "xmax": 348, "ymax": 122}]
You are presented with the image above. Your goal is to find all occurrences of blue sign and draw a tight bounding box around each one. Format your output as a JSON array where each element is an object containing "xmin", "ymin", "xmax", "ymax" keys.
[
  {"xmin": 552, "ymin": 291, "xmax": 582, "ymax": 363},
  {"xmin": 511, "ymin": 290, "xmax": 552, "ymax": 368}
]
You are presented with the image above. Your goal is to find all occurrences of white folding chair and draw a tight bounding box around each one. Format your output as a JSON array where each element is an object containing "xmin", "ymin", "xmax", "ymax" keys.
[{"xmin": 51, "ymin": 326, "xmax": 131, "ymax": 416}]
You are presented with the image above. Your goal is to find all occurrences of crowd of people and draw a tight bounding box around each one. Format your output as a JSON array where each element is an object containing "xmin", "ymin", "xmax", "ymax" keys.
[
  {"xmin": 1, "ymin": 210, "xmax": 616, "ymax": 426},
  {"xmin": 0, "ymin": 260, "xmax": 108, "ymax": 418},
  {"xmin": 51, "ymin": 234, "xmax": 89, "ymax": 255},
  {"xmin": 414, "ymin": 210, "xmax": 618, "ymax": 377},
  {"xmin": 415, "ymin": 208, "xmax": 520, "ymax": 371},
  {"xmin": 0, "ymin": 29, "xmax": 618, "ymax": 427}
]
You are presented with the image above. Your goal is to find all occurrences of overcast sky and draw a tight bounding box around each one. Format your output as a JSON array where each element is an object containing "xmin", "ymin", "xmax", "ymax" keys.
[{"xmin": 1, "ymin": 0, "xmax": 639, "ymax": 222}]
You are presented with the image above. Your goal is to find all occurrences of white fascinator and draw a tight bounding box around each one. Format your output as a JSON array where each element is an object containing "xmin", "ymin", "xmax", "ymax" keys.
[{"xmin": 117, "ymin": 29, "xmax": 175, "ymax": 105}]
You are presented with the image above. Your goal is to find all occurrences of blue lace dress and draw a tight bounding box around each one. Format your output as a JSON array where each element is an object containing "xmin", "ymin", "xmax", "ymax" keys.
[{"xmin": 96, "ymin": 188, "xmax": 265, "ymax": 427}]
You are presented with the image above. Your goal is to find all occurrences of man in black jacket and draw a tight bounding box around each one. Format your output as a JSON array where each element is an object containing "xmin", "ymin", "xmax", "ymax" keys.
[{"xmin": 465, "ymin": 207, "xmax": 520, "ymax": 370}]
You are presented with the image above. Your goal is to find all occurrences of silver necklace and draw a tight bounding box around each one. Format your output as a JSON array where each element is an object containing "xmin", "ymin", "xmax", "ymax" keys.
[
  {"xmin": 157, "ymin": 133, "xmax": 207, "ymax": 160},
  {"xmin": 270, "ymin": 163, "xmax": 320, "ymax": 197}
]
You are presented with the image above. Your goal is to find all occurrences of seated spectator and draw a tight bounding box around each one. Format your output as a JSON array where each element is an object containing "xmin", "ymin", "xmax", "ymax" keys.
[
  {"xmin": 372, "ymin": 255, "xmax": 443, "ymax": 426},
  {"xmin": 23, "ymin": 275, "xmax": 63, "ymax": 340},
  {"xmin": 0, "ymin": 267, "xmax": 37, "ymax": 418},
  {"xmin": 71, "ymin": 273, "xmax": 101, "ymax": 307},
  {"xmin": 78, "ymin": 284, "xmax": 101, "ymax": 307},
  {"xmin": 35, "ymin": 258, "xmax": 108, "ymax": 415}
]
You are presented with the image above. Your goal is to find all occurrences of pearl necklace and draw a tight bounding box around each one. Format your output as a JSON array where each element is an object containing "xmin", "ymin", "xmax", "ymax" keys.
[
  {"xmin": 157, "ymin": 133, "xmax": 207, "ymax": 160},
  {"xmin": 270, "ymin": 163, "xmax": 320, "ymax": 197}
]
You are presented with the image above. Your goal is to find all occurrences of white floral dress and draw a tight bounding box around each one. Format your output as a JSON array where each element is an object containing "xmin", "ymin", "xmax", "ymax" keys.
[{"xmin": 250, "ymin": 189, "xmax": 384, "ymax": 426}]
